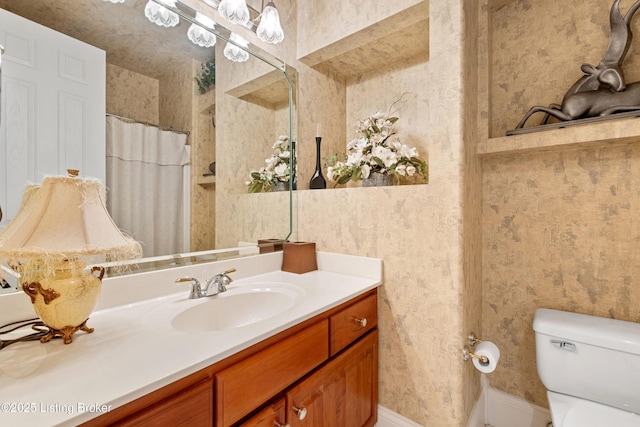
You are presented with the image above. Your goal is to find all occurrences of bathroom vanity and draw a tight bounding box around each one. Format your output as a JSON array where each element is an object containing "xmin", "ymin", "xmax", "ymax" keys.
[{"xmin": 0, "ymin": 251, "xmax": 381, "ymax": 427}]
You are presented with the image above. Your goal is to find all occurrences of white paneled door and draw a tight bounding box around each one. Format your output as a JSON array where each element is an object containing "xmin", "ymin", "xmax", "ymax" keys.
[{"xmin": 0, "ymin": 8, "xmax": 105, "ymax": 226}]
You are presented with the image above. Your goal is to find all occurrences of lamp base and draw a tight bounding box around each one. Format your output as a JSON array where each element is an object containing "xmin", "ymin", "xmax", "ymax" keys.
[
  {"xmin": 22, "ymin": 263, "xmax": 105, "ymax": 345},
  {"xmin": 40, "ymin": 319, "xmax": 94, "ymax": 345}
]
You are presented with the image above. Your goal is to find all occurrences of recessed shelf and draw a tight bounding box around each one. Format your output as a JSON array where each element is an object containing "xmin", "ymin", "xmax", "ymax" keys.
[
  {"xmin": 197, "ymin": 174, "xmax": 216, "ymax": 186},
  {"xmin": 478, "ymin": 116, "xmax": 640, "ymax": 156},
  {"xmin": 225, "ymin": 69, "xmax": 295, "ymax": 107},
  {"xmin": 297, "ymin": 2, "xmax": 428, "ymax": 79}
]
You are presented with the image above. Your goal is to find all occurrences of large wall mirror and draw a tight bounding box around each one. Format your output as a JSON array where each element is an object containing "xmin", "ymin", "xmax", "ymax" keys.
[{"xmin": 0, "ymin": 0, "xmax": 297, "ymax": 290}]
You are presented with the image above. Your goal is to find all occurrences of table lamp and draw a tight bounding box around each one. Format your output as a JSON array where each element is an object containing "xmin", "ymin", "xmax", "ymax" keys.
[{"xmin": 0, "ymin": 170, "xmax": 142, "ymax": 344}]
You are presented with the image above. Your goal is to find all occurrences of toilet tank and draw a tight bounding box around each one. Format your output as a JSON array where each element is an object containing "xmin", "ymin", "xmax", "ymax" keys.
[{"xmin": 533, "ymin": 308, "xmax": 640, "ymax": 415}]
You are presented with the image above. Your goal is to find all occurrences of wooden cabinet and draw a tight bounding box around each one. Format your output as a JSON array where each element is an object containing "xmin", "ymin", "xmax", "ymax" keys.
[
  {"xmin": 286, "ymin": 330, "xmax": 378, "ymax": 427},
  {"xmin": 84, "ymin": 289, "xmax": 378, "ymax": 427}
]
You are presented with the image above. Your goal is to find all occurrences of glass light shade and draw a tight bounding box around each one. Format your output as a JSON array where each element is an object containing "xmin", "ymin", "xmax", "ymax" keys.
[
  {"xmin": 144, "ymin": 0, "xmax": 179, "ymax": 28},
  {"xmin": 224, "ymin": 33, "xmax": 250, "ymax": 63},
  {"xmin": 187, "ymin": 12, "xmax": 217, "ymax": 48},
  {"xmin": 103, "ymin": 0, "xmax": 126, "ymax": 3},
  {"xmin": 218, "ymin": 0, "xmax": 250, "ymax": 25},
  {"xmin": 256, "ymin": 1, "xmax": 284, "ymax": 44}
]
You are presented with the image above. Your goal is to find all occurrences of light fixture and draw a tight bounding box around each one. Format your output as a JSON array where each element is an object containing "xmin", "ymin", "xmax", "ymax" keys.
[
  {"xmin": 188, "ymin": 12, "xmax": 217, "ymax": 48},
  {"xmin": 256, "ymin": 1, "xmax": 284, "ymax": 44},
  {"xmin": 103, "ymin": 0, "xmax": 126, "ymax": 3},
  {"xmin": 144, "ymin": 0, "xmax": 180, "ymax": 28},
  {"xmin": 218, "ymin": 0, "xmax": 250, "ymax": 26},
  {"xmin": 0, "ymin": 171, "xmax": 142, "ymax": 344},
  {"xmin": 224, "ymin": 32, "xmax": 250, "ymax": 62}
]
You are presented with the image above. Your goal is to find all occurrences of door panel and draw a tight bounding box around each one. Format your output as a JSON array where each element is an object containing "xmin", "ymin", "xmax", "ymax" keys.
[{"xmin": 0, "ymin": 8, "xmax": 105, "ymax": 226}]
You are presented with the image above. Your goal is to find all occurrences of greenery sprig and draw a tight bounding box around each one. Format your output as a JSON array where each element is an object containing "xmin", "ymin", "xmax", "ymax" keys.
[{"xmin": 195, "ymin": 58, "xmax": 215, "ymax": 94}]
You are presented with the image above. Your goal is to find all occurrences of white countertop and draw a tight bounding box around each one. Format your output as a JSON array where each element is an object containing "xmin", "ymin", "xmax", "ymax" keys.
[{"xmin": 0, "ymin": 251, "xmax": 382, "ymax": 426}]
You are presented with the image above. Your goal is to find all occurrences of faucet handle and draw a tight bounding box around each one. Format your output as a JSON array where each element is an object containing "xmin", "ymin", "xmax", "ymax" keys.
[
  {"xmin": 211, "ymin": 268, "xmax": 235, "ymax": 293},
  {"xmin": 175, "ymin": 277, "xmax": 202, "ymax": 299}
]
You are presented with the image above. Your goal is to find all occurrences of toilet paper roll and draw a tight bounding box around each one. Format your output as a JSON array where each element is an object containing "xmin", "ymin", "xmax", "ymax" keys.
[{"xmin": 472, "ymin": 341, "xmax": 501, "ymax": 373}]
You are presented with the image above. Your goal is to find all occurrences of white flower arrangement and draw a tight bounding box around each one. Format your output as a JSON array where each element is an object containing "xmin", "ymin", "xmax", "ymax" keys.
[
  {"xmin": 247, "ymin": 135, "xmax": 291, "ymax": 193},
  {"xmin": 325, "ymin": 109, "xmax": 427, "ymax": 186}
]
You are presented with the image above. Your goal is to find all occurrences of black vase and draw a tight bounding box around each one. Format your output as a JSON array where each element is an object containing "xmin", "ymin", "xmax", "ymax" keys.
[{"xmin": 309, "ymin": 137, "xmax": 326, "ymax": 189}]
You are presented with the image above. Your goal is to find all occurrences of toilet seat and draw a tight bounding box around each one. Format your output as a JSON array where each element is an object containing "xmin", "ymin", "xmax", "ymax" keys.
[{"xmin": 548, "ymin": 392, "xmax": 640, "ymax": 427}]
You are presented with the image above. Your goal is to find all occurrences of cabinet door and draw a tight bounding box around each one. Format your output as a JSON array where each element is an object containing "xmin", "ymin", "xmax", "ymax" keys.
[
  {"xmin": 239, "ymin": 398, "xmax": 286, "ymax": 427},
  {"xmin": 286, "ymin": 330, "xmax": 378, "ymax": 427}
]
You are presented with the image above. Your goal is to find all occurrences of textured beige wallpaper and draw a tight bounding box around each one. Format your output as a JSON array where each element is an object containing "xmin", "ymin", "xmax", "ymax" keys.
[
  {"xmin": 461, "ymin": 0, "xmax": 483, "ymax": 420},
  {"xmin": 483, "ymin": 144, "xmax": 640, "ymax": 406},
  {"xmin": 297, "ymin": 0, "xmax": 425, "ymax": 61},
  {"xmin": 159, "ymin": 62, "xmax": 194, "ymax": 137},
  {"xmin": 214, "ymin": 42, "xmax": 295, "ymax": 248},
  {"xmin": 105, "ymin": 63, "xmax": 159, "ymax": 124},
  {"xmin": 295, "ymin": 0, "xmax": 482, "ymax": 424},
  {"xmin": 482, "ymin": 0, "xmax": 640, "ymax": 409}
]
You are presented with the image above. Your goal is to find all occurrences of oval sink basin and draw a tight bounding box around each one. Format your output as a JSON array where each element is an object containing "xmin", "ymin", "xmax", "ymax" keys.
[{"xmin": 163, "ymin": 283, "xmax": 305, "ymax": 333}]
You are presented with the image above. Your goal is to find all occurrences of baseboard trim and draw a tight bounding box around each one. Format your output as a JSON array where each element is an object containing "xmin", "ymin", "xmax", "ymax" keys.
[
  {"xmin": 377, "ymin": 377, "xmax": 552, "ymax": 427},
  {"xmin": 486, "ymin": 383, "xmax": 551, "ymax": 427},
  {"xmin": 376, "ymin": 405, "xmax": 423, "ymax": 427}
]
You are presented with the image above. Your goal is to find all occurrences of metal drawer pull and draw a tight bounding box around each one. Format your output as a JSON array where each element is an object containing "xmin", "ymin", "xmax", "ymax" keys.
[
  {"xmin": 551, "ymin": 340, "xmax": 576, "ymax": 351},
  {"xmin": 274, "ymin": 421, "xmax": 290, "ymax": 427},
  {"xmin": 293, "ymin": 406, "xmax": 307, "ymax": 420},
  {"xmin": 354, "ymin": 317, "xmax": 367, "ymax": 328}
]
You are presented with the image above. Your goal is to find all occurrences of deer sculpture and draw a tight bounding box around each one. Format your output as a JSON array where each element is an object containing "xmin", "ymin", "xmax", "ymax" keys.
[{"xmin": 514, "ymin": 0, "xmax": 640, "ymax": 130}]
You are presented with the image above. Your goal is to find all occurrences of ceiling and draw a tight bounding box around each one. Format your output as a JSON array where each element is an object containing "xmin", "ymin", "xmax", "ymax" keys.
[{"xmin": 0, "ymin": 0, "xmax": 214, "ymax": 79}]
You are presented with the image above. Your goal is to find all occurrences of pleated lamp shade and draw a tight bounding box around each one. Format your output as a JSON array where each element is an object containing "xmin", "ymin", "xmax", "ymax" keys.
[{"xmin": 0, "ymin": 173, "xmax": 142, "ymax": 264}]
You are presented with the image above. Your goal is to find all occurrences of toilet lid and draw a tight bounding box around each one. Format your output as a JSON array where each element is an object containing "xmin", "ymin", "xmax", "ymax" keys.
[{"xmin": 563, "ymin": 402, "xmax": 640, "ymax": 427}]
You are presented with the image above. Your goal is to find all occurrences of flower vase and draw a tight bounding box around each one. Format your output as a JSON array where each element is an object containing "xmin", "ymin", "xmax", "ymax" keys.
[
  {"xmin": 309, "ymin": 137, "xmax": 326, "ymax": 189},
  {"xmin": 273, "ymin": 181, "xmax": 290, "ymax": 192},
  {"xmin": 362, "ymin": 172, "xmax": 395, "ymax": 187}
]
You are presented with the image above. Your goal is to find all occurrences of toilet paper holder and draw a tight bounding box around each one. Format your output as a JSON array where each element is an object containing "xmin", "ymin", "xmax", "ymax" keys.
[{"xmin": 462, "ymin": 332, "xmax": 488, "ymax": 364}]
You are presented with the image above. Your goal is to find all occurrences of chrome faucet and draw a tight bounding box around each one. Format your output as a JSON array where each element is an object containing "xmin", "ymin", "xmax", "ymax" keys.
[{"xmin": 175, "ymin": 268, "xmax": 236, "ymax": 299}]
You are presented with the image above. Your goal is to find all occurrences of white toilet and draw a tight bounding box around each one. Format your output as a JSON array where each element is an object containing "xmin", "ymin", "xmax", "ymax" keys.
[{"xmin": 533, "ymin": 308, "xmax": 640, "ymax": 427}]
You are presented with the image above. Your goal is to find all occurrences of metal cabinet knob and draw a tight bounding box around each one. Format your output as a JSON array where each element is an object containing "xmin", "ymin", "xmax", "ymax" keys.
[
  {"xmin": 274, "ymin": 421, "xmax": 290, "ymax": 427},
  {"xmin": 293, "ymin": 406, "xmax": 307, "ymax": 420},
  {"xmin": 355, "ymin": 317, "xmax": 367, "ymax": 328}
]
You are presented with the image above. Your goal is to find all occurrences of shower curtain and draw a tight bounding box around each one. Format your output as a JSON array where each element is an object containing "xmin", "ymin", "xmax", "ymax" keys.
[{"xmin": 106, "ymin": 116, "xmax": 190, "ymax": 258}]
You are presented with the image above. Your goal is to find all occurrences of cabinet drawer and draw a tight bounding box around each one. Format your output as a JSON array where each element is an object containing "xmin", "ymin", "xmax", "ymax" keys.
[
  {"xmin": 330, "ymin": 293, "xmax": 377, "ymax": 356},
  {"xmin": 215, "ymin": 320, "xmax": 329, "ymax": 427},
  {"xmin": 238, "ymin": 398, "xmax": 286, "ymax": 427},
  {"xmin": 114, "ymin": 379, "xmax": 213, "ymax": 427}
]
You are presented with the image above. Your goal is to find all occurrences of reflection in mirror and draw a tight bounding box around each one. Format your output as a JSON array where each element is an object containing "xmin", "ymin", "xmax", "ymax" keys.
[{"xmin": 0, "ymin": 0, "xmax": 297, "ymax": 290}]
